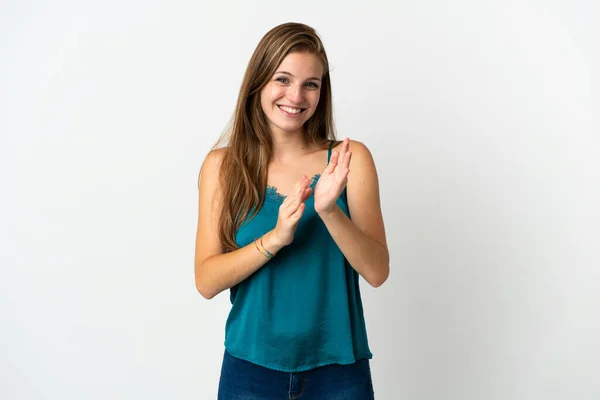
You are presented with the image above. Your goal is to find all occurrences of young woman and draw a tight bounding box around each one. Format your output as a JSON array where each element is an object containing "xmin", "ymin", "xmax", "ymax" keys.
[{"xmin": 195, "ymin": 22, "xmax": 389, "ymax": 399}]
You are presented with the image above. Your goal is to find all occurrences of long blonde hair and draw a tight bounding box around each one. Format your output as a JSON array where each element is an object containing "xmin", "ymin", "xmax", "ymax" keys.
[{"xmin": 214, "ymin": 22, "xmax": 336, "ymax": 252}]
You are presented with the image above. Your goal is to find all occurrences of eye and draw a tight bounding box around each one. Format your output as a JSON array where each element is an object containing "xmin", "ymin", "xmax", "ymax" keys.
[
  {"xmin": 305, "ymin": 82, "xmax": 320, "ymax": 89},
  {"xmin": 275, "ymin": 77, "xmax": 289, "ymax": 84}
]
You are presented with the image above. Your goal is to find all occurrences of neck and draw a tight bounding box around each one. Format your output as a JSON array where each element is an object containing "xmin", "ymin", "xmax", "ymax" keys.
[{"xmin": 269, "ymin": 127, "xmax": 314, "ymax": 163}]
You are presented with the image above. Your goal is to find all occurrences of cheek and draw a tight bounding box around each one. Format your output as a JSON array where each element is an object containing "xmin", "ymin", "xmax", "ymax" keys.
[
  {"xmin": 305, "ymin": 91, "xmax": 321, "ymax": 118},
  {"xmin": 308, "ymin": 90, "xmax": 321, "ymax": 109},
  {"xmin": 260, "ymin": 84, "xmax": 284, "ymax": 107},
  {"xmin": 313, "ymin": 90, "xmax": 321, "ymax": 105},
  {"xmin": 270, "ymin": 86, "xmax": 286, "ymax": 100}
]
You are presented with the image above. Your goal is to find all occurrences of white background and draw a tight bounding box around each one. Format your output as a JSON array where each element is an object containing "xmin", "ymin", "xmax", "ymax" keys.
[{"xmin": 1, "ymin": 0, "xmax": 599, "ymax": 399}]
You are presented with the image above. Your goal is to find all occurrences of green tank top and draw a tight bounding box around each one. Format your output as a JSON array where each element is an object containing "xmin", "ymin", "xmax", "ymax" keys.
[{"xmin": 224, "ymin": 141, "xmax": 373, "ymax": 372}]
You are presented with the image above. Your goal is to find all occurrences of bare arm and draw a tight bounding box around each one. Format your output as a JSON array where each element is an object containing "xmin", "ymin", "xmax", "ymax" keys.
[
  {"xmin": 195, "ymin": 232, "xmax": 284, "ymax": 299},
  {"xmin": 315, "ymin": 139, "xmax": 390, "ymax": 287},
  {"xmin": 194, "ymin": 149, "xmax": 311, "ymax": 299}
]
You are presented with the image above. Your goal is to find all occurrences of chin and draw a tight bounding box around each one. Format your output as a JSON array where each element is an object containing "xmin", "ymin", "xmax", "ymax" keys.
[
  {"xmin": 269, "ymin": 119, "xmax": 305, "ymax": 133},
  {"xmin": 279, "ymin": 126, "xmax": 305, "ymax": 134}
]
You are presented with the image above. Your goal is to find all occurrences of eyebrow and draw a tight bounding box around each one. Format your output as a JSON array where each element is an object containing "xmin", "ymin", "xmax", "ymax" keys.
[{"xmin": 275, "ymin": 71, "xmax": 322, "ymax": 82}]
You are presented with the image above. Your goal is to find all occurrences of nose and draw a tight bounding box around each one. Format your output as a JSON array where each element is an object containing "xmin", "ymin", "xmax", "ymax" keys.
[{"xmin": 286, "ymin": 83, "xmax": 304, "ymax": 104}]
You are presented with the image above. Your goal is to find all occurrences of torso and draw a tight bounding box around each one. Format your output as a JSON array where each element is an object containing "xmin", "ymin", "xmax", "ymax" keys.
[{"xmin": 226, "ymin": 139, "xmax": 372, "ymax": 372}]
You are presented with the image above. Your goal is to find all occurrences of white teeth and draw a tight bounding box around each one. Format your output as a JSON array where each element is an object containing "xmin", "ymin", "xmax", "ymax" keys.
[{"xmin": 279, "ymin": 105, "xmax": 302, "ymax": 114}]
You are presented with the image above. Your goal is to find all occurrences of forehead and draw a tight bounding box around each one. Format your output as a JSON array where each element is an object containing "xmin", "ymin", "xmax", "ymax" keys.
[{"xmin": 275, "ymin": 52, "xmax": 324, "ymax": 78}]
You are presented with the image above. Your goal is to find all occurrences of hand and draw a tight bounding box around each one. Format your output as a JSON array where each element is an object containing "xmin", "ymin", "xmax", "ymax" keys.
[
  {"xmin": 314, "ymin": 137, "xmax": 352, "ymax": 215},
  {"xmin": 272, "ymin": 175, "xmax": 313, "ymax": 246}
]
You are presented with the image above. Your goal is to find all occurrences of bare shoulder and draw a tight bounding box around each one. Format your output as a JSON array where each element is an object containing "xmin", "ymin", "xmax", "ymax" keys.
[
  {"xmin": 200, "ymin": 147, "xmax": 227, "ymax": 176},
  {"xmin": 332, "ymin": 138, "xmax": 373, "ymax": 159},
  {"xmin": 348, "ymin": 139, "xmax": 377, "ymax": 180},
  {"xmin": 198, "ymin": 147, "xmax": 227, "ymax": 188},
  {"xmin": 345, "ymin": 139, "xmax": 387, "ymax": 246},
  {"xmin": 348, "ymin": 139, "xmax": 372, "ymax": 157},
  {"xmin": 207, "ymin": 146, "xmax": 228, "ymax": 161}
]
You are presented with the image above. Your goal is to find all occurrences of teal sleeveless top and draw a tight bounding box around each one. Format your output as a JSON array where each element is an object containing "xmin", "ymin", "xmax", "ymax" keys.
[{"xmin": 223, "ymin": 141, "xmax": 373, "ymax": 372}]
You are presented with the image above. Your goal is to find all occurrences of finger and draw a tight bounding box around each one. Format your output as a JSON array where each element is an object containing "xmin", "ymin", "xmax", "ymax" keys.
[
  {"xmin": 301, "ymin": 187, "xmax": 313, "ymax": 202},
  {"xmin": 294, "ymin": 175, "xmax": 308, "ymax": 193},
  {"xmin": 294, "ymin": 176, "xmax": 309, "ymax": 198},
  {"xmin": 337, "ymin": 137, "xmax": 348, "ymax": 157},
  {"xmin": 282, "ymin": 179, "xmax": 300, "ymax": 203},
  {"xmin": 282, "ymin": 175, "xmax": 306, "ymax": 204},
  {"xmin": 334, "ymin": 151, "xmax": 349, "ymax": 178},
  {"xmin": 336, "ymin": 164, "xmax": 351, "ymax": 184},
  {"xmin": 285, "ymin": 177, "xmax": 309, "ymax": 211},
  {"xmin": 324, "ymin": 151, "xmax": 339, "ymax": 174},
  {"xmin": 339, "ymin": 140, "xmax": 351, "ymax": 166},
  {"xmin": 281, "ymin": 195, "xmax": 301, "ymax": 217},
  {"xmin": 343, "ymin": 150, "xmax": 352, "ymax": 170},
  {"xmin": 292, "ymin": 202, "xmax": 305, "ymax": 220}
]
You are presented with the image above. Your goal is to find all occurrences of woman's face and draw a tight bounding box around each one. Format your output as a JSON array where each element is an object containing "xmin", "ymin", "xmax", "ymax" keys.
[{"xmin": 260, "ymin": 52, "xmax": 324, "ymax": 136}]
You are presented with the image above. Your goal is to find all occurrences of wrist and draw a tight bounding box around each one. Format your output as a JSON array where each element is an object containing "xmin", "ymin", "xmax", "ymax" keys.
[
  {"xmin": 263, "ymin": 230, "xmax": 286, "ymax": 254},
  {"xmin": 317, "ymin": 204, "xmax": 342, "ymax": 221}
]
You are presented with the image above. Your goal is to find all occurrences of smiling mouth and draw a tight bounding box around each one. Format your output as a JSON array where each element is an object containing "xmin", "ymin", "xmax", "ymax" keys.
[{"xmin": 277, "ymin": 105, "xmax": 306, "ymax": 115}]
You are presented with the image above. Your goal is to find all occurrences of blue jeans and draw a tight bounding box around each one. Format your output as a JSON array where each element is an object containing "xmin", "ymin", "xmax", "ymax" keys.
[{"xmin": 218, "ymin": 349, "xmax": 375, "ymax": 399}]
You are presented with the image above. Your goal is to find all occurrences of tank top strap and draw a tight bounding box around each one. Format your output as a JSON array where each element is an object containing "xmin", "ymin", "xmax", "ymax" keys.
[{"xmin": 327, "ymin": 140, "xmax": 335, "ymax": 163}]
